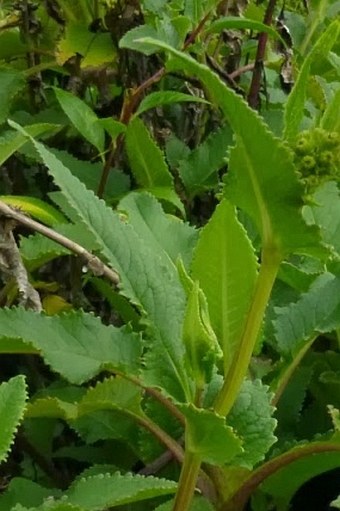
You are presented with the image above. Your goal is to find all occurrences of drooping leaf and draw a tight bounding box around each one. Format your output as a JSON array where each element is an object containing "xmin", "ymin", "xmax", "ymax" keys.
[
  {"xmin": 205, "ymin": 16, "xmax": 285, "ymax": 44},
  {"xmin": 135, "ymin": 38, "xmax": 326, "ymax": 259},
  {"xmin": 0, "ymin": 376, "xmax": 27, "ymax": 463},
  {"xmin": 136, "ymin": 91, "xmax": 209, "ymax": 116},
  {"xmin": 65, "ymin": 472, "xmax": 177, "ymax": 509},
  {"xmin": 54, "ymin": 88, "xmax": 105, "ymax": 155},
  {"xmin": 227, "ymin": 380, "xmax": 277, "ymax": 469},
  {"xmin": 0, "ymin": 308, "xmax": 141, "ymax": 384},
  {"xmin": 178, "ymin": 404, "xmax": 242, "ymax": 465},
  {"xmin": 177, "ymin": 124, "xmax": 232, "ymax": 195},
  {"xmin": 284, "ymin": 20, "xmax": 340, "ymax": 140},
  {"xmin": 118, "ymin": 192, "xmax": 198, "ymax": 269},
  {"xmin": 192, "ymin": 199, "xmax": 258, "ymax": 374}
]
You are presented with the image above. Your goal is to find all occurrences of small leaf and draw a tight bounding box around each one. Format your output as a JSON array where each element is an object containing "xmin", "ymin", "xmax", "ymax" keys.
[
  {"xmin": 321, "ymin": 88, "xmax": 340, "ymax": 133},
  {"xmin": 54, "ymin": 88, "xmax": 105, "ymax": 154},
  {"xmin": 205, "ymin": 16, "xmax": 285, "ymax": 45},
  {"xmin": 136, "ymin": 91, "xmax": 209, "ymax": 116},
  {"xmin": 119, "ymin": 25, "xmax": 160, "ymax": 55},
  {"xmin": 0, "ymin": 68, "xmax": 25, "ymax": 125},
  {"xmin": 178, "ymin": 404, "xmax": 242, "ymax": 465},
  {"xmin": 65, "ymin": 472, "xmax": 177, "ymax": 509},
  {"xmin": 0, "ymin": 376, "xmax": 27, "ymax": 463}
]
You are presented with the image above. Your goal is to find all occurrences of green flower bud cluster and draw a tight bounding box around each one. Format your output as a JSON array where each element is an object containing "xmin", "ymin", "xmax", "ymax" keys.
[{"xmin": 292, "ymin": 128, "xmax": 340, "ymax": 191}]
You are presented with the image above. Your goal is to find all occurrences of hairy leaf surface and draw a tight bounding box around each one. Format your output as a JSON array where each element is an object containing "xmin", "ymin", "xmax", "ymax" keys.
[{"xmin": 0, "ymin": 376, "xmax": 27, "ymax": 463}]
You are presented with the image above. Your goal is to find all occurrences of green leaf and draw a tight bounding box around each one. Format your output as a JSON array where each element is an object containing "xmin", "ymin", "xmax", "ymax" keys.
[
  {"xmin": 0, "ymin": 196, "xmax": 66, "ymax": 226},
  {"xmin": 119, "ymin": 25, "xmax": 161, "ymax": 55},
  {"xmin": 118, "ymin": 192, "xmax": 198, "ymax": 269},
  {"xmin": 205, "ymin": 16, "xmax": 285, "ymax": 44},
  {"xmin": 227, "ymin": 380, "xmax": 277, "ymax": 469},
  {"xmin": 0, "ymin": 124, "xmax": 59, "ymax": 166},
  {"xmin": 65, "ymin": 472, "xmax": 177, "ymax": 509},
  {"xmin": 53, "ymin": 88, "xmax": 105, "ymax": 154},
  {"xmin": 0, "ymin": 478, "xmax": 61, "ymax": 511},
  {"xmin": 273, "ymin": 272, "xmax": 340, "ymax": 357},
  {"xmin": 182, "ymin": 280, "xmax": 222, "ymax": 388},
  {"xmin": 26, "ymin": 397, "xmax": 78, "ymax": 420},
  {"xmin": 136, "ymin": 38, "xmax": 325, "ymax": 259},
  {"xmin": 13, "ymin": 503, "xmax": 84, "ymax": 511},
  {"xmin": 0, "ymin": 309, "xmax": 141, "ymax": 384},
  {"xmin": 154, "ymin": 495, "xmax": 215, "ymax": 510},
  {"xmin": 178, "ymin": 404, "xmax": 242, "ymax": 465},
  {"xmin": 178, "ymin": 125, "xmax": 232, "ymax": 195},
  {"xmin": 284, "ymin": 20, "xmax": 340, "ymax": 140},
  {"xmin": 0, "ymin": 68, "xmax": 25, "ymax": 125},
  {"xmin": 192, "ymin": 199, "xmax": 258, "ymax": 374},
  {"xmin": 98, "ymin": 118, "xmax": 126, "ymax": 140},
  {"xmin": 321, "ymin": 87, "xmax": 340, "ymax": 132},
  {"xmin": 0, "ymin": 376, "xmax": 27, "ymax": 463},
  {"xmin": 9, "ymin": 124, "xmax": 192, "ymax": 401},
  {"xmin": 136, "ymin": 91, "xmax": 209, "ymax": 116},
  {"xmin": 125, "ymin": 117, "xmax": 173, "ymax": 189}
]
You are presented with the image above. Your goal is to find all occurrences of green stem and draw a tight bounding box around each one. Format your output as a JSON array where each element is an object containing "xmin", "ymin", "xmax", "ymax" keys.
[
  {"xmin": 214, "ymin": 250, "xmax": 280, "ymax": 417},
  {"xmin": 172, "ymin": 447, "xmax": 202, "ymax": 511}
]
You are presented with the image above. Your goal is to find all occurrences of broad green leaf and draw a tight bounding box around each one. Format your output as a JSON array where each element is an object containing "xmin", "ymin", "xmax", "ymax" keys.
[
  {"xmin": 56, "ymin": 23, "xmax": 116, "ymax": 68},
  {"xmin": 136, "ymin": 91, "xmax": 209, "ymax": 116},
  {"xmin": 54, "ymin": 88, "xmax": 105, "ymax": 154},
  {"xmin": 26, "ymin": 397, "xmax": 78, "ymax": 420},
  {"xmin": 12, "ymin": 504, "xmax": 83, "ymax": 511},
  {"xmin": 125, "ymin": 117, "xmax": 174, "ymax": 189},
  {"xmin": 136, "ymin": 38, "xmax": 325, "ymax": 258},
  {"xmin": 284, "ymin": 20, "xmax": 340, "ymax": 140},
  {"xmin": 10, "ymin": 123, "xmax": 192, "ymax": 401},
  {"xmin": 192, "ymin": 199, "xmax": 258, "ymax": 374},
  {"xmin": 0, "ymin": 68, "xmax": 25, "ymax": 125},
  {"xmin": 0, "ymin": 478, "xmax": 61, "ymax": 511},
  {"xmin": 321, "ymin": 87, "xmax": 340, "ymax": 132},
  {"xmin": 273, "ymin": 272, "xmax": 340, "ymax": 357},
  {"xmin": 0, "ymin": 376, "xmax": 27, "ymax": 463},
  {"xmin": 205, "ymin": 17, "xmax": 285, "ymax": 44},
  {"xmin": 65, "ymin": 472, "xmax": 177, "ymax": 509},
  {"xmin": 118, "ymin": 192, "xmax": 198, "ymax": 268},
  {"xmin": 119, "ymin": 25, "xmax": 160, "ymax": 55},
  {"xmin": 178, "ymin": 125, "xmax": 232, "ymax": 195},
  {"xmin": 227, "ymin": 380, "xmax": 277, "ymax": 469},
  {"xmin": 0, "ymin": 196, "xmax": 66, "ymax": 226},
  {"xmin": 0, "ymin": 124, "xmax": 59, "ymax": 166},
  {"xmin": 178, "ymin": 404, "xmax": 242, "ymax": 465},
  {"xmin": 98, "ymin": 118, "xmax": 126, "ymax": 140},
  {"xmin": 0, "ymin": 308, "xmax": 141, "ymax": 384}
]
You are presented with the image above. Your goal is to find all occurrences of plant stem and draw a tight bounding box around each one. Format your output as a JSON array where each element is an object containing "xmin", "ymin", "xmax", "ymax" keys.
[
  {"xmin": 172, "ymin": 447, "xmax": 202, "ymax": 511},
  {"xmin": 214, "ymin": 250, "xmax": 280, "ymax": 417}
]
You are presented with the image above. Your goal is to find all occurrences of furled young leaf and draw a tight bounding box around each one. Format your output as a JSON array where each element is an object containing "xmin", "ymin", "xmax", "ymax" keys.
[
  {"xmin": 0, "ymin": 68, "xmax": 25, "ymax": 125},
  {"xmin": 284, "ymin": 20, "xmax": 340, "ymax": 140},
  {"xmin": 0, "ymin": 196, "xmax": 66, "ymax": 226},
  {"xmin": 125, "ymin": 117, "xmax": 173, "ymax": 189},
  {"xmin": 177, "ymin": 125, "xmax": 232, "ymax": 194},
  {"xmin": 178, "ymin": 404, "xmax": 242, "ymax": 465},
  {"xmin": 227, "ymin": 380, "xmax": 277, "ymax": 469},
  {"xmin": 54, "ymin": 88, "xmax": 105, "ymax": 155},
  {"xmin": 136, "ymin": 91, "xmax": 209, "ymax": 116},
  {"xmin": 182, "ymin": 281, "xmax": 222, "ymax": 388},
  {"xmin": 273, "ymin": 272, "xmax": 340, "ymax": 357},
  {"xmin": 10, "ymin": 124, "xmax": 192, "ymax": 401},
  {"xmin": 0, "ymin": 308, "xmax": 141, "ymax": 384},
  {"xmin": 65, "ymin": 472, "xmax": 177, "ymax": 509},
  {"xmin": 192, "ymin": 199, "xmax": 258, "ymax": 374},
  {"xmin": 118, "ymin": 192, "xmax": 198, "ymax": 269},
  {"xmin": 135, "ymin": 38, "xmax": 325, "ymax": 259},
  {"xmin": 0, "ymin": 376, "xmax": 27, "ymax": 463}
]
